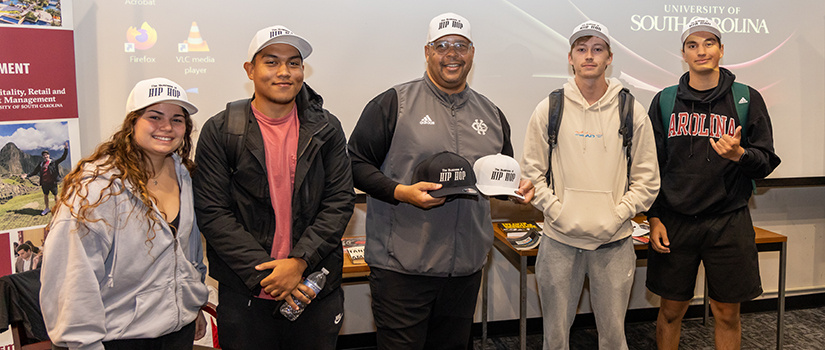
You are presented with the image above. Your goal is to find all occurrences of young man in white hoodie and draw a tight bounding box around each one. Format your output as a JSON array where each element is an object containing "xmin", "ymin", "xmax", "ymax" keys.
[{"xmin": 521, "ymin": 21, "xmax": 660, "ymax": 349}]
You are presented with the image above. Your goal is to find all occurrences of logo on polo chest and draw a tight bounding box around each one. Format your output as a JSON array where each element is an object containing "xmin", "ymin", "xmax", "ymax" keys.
[{"xmin": 472, "ymin": 119, "xmax": 488, "ymax": 135}]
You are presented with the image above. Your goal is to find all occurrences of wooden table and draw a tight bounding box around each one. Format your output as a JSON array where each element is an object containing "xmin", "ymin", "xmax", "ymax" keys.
[{"xmin": 484, "ymin": 223, "xmax": 787, "ymax": 350}]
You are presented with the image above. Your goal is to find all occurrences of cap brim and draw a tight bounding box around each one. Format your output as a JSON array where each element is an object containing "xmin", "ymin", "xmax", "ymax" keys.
[
  {"xmin": 253, "ymin": 35, "xmax": 313, "ymax": 60},
  {"xmin": 429, "ymin": 33, "xmax": 472, "ymax": 43},
  {"xmin": 569, "ymin": 30, "xmax": 610, "ymax": 46},
  {"xmin": 429, "ymin": 186, "xmax": 479, "ymax": 198},
  {"xmin": 682, "ymin": 26, "xmax": 721, "ymax": 43},
  {"xmin": 476, "ymin": 184, "xmax": 525, "ymax": 200},
  {"xmin": 155, "ymin": 99, "xmax": 198, "ymax": 115}
]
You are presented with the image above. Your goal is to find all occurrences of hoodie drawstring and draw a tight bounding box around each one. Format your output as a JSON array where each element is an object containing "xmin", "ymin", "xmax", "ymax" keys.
[
  {"xmin": 597, "ymin": 100, "xmax": 607, "ymax": 151},
  {"xmin": 688, "ymin": 102, "xmax": 695, "ymax": 159},
  {"xmin": 705, "ymin": 101, "xmax": 712, "ymax": 162}
]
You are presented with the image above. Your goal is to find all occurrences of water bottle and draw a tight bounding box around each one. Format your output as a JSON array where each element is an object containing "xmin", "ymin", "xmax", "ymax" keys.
[{"xmin": 280, "ymin": 267, "xmax": 328, "ymax": 321}]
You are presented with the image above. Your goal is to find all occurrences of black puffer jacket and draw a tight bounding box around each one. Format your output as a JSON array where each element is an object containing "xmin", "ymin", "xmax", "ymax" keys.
[{"xmin": 193, "ymin": 84, "xmax": 355, "ymax": 299}]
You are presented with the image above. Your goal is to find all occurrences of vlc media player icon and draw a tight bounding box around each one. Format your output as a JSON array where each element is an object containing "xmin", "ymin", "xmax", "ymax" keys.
[{"xmin": 179, "ymin": 22, "xmax": 210, "ymax": 52}]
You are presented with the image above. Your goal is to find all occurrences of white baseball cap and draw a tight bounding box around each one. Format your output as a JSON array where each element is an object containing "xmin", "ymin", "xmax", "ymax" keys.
[
  {"xmin": 473, "ymin": 153, "xmax": 525, "ymax": 200},
  {"xmin": 125, "ymin": 78, "xmax": 197, "ymax": 115},
  {"xmin": 248, "ymin": 25, "xmax": 312, "ymax": 62},
  {"xmin": 427, "ymin": 12, "xmax": 472, "ymax": 43},
  {"xmin": 681, "ymin": 17, "xmax": 722, "ymax": 44},
  {"xmin": 569, "ymin": 20, "xmax": 610, "ymax": 46}
]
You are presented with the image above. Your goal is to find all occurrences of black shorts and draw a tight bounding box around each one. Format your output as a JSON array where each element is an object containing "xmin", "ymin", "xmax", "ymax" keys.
[
  {"xmin": 41, "ymin": 182, "xmax": 58, "ymax": 195},
  {"xmin": 646, "ymin": 207, "xmax": 762, "ymax": 303}
]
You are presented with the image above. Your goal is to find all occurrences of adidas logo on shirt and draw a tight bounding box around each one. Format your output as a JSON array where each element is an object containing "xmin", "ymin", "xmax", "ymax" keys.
[
  {"xmin": 419, "ymin": 115, "xmax": 435, "ymax": 125},
  {"xmin": 738, "ymin": 97, "xmax": 749, "ymax": 104}
]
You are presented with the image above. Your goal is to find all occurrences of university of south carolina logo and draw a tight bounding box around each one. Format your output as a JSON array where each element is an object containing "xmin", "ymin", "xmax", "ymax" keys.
[{"xmin": 472, "ymin": 119, "xmax": 488, "ymax": 135}]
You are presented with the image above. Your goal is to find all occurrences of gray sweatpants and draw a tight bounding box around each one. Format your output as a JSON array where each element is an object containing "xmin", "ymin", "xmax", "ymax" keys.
[{"xmin": 535, "ymin": 236, "xmax": 635, "ymax": 350}]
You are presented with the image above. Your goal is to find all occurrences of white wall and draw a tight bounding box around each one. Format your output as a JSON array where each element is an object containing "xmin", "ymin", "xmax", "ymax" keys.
[{"xmin": 70, "ymin": 0, "xmax": 825, "ymax": 179}]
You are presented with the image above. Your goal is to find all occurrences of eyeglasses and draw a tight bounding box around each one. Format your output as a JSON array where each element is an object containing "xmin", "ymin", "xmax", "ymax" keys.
[{"xmin": 428, "ymin": 40, "xmax": 473, "ymax": 55}]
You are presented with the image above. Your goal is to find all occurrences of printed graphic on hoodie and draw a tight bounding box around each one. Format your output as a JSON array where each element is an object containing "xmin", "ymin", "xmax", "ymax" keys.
[
  {"xmin": 667, "ymin": 112, "xmax": 736, "ymax": 139},
  {"xmin": 574, "ymin": 131, "xmax": 603, "ymax": 139}
]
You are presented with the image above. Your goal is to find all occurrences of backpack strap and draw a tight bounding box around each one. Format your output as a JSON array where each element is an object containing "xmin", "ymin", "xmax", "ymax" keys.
[
  {"xmin": 544, "ymin": 88, "xmax": 635, "ymax": 191},
  {"xmin": 544, "ymin": 88, "xmax": 564, "ymax": 189},
  {"xmin": 659, "ymin": 85, "xmax": 678, "ymax": 134},
  {"xmin": 618, "ymin": 88, "xmax": 635, "ymax": 190},
  {"xmin": 731, "ymin": 82, "xmax": 750, "ymax": 146},
  {"xmin": 731, "ymin": 82, "xmax": 756, "ymax": 193},
  {"xmin": 224, "ymin": 100, "xmax": 249, "ymax": 174}
]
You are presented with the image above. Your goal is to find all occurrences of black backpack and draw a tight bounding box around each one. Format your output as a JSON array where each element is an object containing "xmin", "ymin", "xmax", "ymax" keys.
[
  {"xmin": 544, "ymin": 87, "xmax": 635, "ymax": 191},
  {"xmin": 224, "ymin": 100, "xmax": 249, "ymax": 174}
]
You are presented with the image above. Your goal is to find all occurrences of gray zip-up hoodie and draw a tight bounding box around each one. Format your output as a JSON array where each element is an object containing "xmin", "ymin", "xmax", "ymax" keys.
[{"xmin": 40, "ymin": 154, "xmax": 208, "ymax": 350}]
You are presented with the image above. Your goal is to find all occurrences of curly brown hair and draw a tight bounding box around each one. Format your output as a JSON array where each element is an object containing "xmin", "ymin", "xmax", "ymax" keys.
[{"xmin": 52, "ymin": 104, "xmax": 196, "ymax": 248}]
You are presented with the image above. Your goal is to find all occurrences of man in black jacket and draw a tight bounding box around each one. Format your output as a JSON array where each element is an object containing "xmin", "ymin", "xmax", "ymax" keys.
[
  {"xmin": 23, "ymin": 141, "xmax": 68, "ymax": 216},
  {"xmin": 193, "ymin": 25, "xmax": 354, "ymax": 350},
  {"xmin": 645, "ymin": 18, "xmax": 780, "ymax": 349}
]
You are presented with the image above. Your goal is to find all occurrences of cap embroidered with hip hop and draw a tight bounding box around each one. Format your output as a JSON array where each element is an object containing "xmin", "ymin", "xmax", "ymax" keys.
[
  {"xmin": 569, "ymin": 20, "xmax": 610, "ymax": 46},
  {"xmin": 412, "ymin": 151, "xmax": 479, "ymax": 198},
  {"xmin": 473, "ymin": 153, "xmax": 525, "ymax": 200},
  {"xmin": 427, "ymin": 12, "xmax": 472, "ymax": 43},
  {"xmin": 125, "ymin": 77, "xmax": 197, "ymax": 115},
  {"xmin": 248, "ymin": 25, "xmax": 313, "ymax": 61},
  {"xmin": 681, "ymin": 17, "xmax": 722, "ymax": 44}
]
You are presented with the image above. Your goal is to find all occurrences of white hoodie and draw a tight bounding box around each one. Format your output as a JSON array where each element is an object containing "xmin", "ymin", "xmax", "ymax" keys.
[{"xmin": 521, "ymin": 77, "xmax": 659, "ymax": 250}]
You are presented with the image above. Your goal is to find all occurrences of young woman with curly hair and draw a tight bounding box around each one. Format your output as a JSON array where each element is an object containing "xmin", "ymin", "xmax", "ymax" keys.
[{"xmin": 40, "ymin": 78, "xmax": 209, "ymax": 350}]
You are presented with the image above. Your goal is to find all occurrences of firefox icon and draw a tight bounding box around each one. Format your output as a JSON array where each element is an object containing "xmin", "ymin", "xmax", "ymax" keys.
[{"xmin": 126, "ymin": 22, "xmax": 158, "ymax": 50}]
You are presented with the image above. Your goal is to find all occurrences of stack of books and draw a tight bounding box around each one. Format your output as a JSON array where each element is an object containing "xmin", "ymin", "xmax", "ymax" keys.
[{"xmin": 342, "ymin": 236, "xmax": 366, "ymax": 264}]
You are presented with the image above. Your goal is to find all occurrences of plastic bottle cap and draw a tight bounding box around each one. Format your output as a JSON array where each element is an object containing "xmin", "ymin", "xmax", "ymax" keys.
[{"xmin": 321, "ymin": 267, "xmax": 329, "ymax": 275}]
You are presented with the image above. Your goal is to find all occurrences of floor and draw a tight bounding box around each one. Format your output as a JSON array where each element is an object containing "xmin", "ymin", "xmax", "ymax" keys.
[{"xmin": 472, "ymin": 305, "xmax": 825, "ymax": 349}]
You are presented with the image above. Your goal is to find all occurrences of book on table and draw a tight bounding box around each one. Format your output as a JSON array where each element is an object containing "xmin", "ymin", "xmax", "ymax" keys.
[
  {"xmin": 342, "ymin": 236, "xmax": 366, "ymax": 264},
  {"xmin": 631, "ymin": 220, "xmax": 650, "ymax": 245},
  {"xmin": 498, "ymin": 221, "xmax": 542, "ymax": 250}
]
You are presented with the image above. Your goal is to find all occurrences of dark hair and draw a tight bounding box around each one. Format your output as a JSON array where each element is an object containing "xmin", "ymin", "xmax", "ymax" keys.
[
  {"xmin": 41, "ymin": 150, "xmax": 49, "ymax": 156},
  {"xmin": 682, "ymin": 34, "xmax": 722, "ymax": 51},
  {"xmin": 24, "ymin": 240, "xmax": 40, "ymax": 254},
  {"xmin": 569, "ymin": 35, "xmax": 613, "ymax": 56},
  {"xmin": 16, "ymin": 243, "xmax": 31, "ymax": 253}
]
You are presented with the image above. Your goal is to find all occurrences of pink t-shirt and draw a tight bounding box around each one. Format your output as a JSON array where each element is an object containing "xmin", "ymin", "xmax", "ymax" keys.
[{"xmin": 252, "ymin": 103, "xmax": 299, "ymax": 299}]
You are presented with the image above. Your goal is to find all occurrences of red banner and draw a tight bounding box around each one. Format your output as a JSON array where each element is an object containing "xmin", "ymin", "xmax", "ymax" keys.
[{"xmin": 0, "ymin": 27, "xmax": 78, "ymax": 121}]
